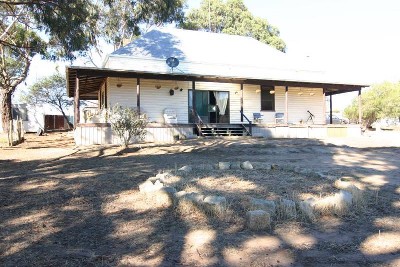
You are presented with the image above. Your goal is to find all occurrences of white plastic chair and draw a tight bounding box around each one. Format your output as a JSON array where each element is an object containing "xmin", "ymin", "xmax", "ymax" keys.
[{"xmin": 163, "ymin": 109, "xmax": 178, "ymax": 124}]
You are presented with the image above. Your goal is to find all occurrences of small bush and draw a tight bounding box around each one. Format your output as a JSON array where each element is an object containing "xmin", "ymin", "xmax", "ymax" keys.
[{"xmin": 107, "ymin": 105, "xmax": 148, "ymax": 147}]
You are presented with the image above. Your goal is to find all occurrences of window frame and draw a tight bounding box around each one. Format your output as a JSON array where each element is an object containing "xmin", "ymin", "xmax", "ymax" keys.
[{"xmin": 260, "ymin": 85, "xmax": 275, "ymax": 111}]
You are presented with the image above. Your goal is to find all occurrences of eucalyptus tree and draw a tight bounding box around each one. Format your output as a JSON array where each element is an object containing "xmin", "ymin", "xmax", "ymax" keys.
[
  {"xmin": 0, "ymin": 1, "xmax": 99, "ymax": 132},
  {"xmin": 0, "ymin": 0, "xmax": 186, "ymax": 132},
  {"xmin": 180, "ymin": 0, "xmax": 286, "ymax": 52}
]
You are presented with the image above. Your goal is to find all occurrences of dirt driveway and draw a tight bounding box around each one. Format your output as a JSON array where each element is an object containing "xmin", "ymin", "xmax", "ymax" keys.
[{"xmin": 0, "ymin": 132, "xmax": 399, "ymax": 266}]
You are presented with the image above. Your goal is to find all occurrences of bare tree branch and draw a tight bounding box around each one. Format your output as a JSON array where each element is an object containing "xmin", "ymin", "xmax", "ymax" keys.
[{"xmin": 0, "ymin": 1, "xmax": 58, "ymax": 6}]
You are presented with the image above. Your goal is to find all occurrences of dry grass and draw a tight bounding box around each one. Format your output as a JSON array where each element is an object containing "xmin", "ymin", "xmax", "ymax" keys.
[
  {"xmin": 1, "ymin": 135, "xmax": 399, "ymax": 266},
  {"xmin": 0, "ymin": 133, "xmax": 8, "ymax": 145},
  {"xmin": 276, "ymin": 198, "xmax": 297, "ymax": 221},
  {"xmin": 159, "ymin": 168, "xmax": 371, "ymax": 227}
]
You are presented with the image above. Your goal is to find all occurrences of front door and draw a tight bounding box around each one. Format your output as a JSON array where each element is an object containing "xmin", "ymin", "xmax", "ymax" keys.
[{"xmin": 188, "ymin": 90, "xmax": 230, "ymax": 123}]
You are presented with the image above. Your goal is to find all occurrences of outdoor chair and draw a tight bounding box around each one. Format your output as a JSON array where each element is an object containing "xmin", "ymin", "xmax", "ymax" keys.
[
  {"xmin": 163, "ymin": 108, "xmax": 178, "ymax": 124},
  {"xmin": 275, "ymin": 112, "xmax": 285, "ymax": 124},
  {"xmin": 253, "ymin": 113, "xmax": 263, "ymax": 123}
]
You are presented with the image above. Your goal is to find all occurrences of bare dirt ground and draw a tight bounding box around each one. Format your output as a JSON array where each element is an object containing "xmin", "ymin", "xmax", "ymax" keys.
[{"xmin": 0, "ymin": 132, "xmax": 399, "ymax": 266}]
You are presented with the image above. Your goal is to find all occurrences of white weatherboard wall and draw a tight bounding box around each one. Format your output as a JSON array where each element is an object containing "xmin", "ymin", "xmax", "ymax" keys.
[
  {"xmin": 282, "ymin": 87, "xmax": 325, "ymax": 124},
  {"xmin": 243, "ymin": 86, "xmax": 324, "ymax": 124},
  {"xmin": 107, "ymin": 78, "xmax": 190, "ymax": 123},
  {"xmin": 107, "ymin": 78, "xmax": 245, "ymax": 123},
  {"xmin": 107, "ymin": 78, "xmax": 325, "ymax": 124},
  {"xmin": 141, "ymin": 79, "xmax": 190, "ymax": 123},
  {"xmin": 107, "ymin": 77, "xmax": 138, "ymax": 109}
]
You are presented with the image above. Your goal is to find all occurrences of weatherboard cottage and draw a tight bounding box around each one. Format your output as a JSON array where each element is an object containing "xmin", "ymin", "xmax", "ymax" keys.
[{"xmin": 66, "ymin": 28, "xmax": 367, "ymax": 145}]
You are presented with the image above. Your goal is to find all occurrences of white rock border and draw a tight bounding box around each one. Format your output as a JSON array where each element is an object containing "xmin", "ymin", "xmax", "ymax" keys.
[{"xmin": 138, "ymin": 163, "xmax": 365, "ymax": 231}]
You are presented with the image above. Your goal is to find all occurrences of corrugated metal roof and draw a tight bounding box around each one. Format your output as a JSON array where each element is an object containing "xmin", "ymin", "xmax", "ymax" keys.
[{"xmin": 107, "ymin": 27, "xmax": 368, "ymax": 87}]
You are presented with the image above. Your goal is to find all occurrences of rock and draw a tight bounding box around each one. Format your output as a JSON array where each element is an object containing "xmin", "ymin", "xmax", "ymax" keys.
[
  {"xmin": 154, "ymin": 187, "xmax": 177, "ymax": 206},
  {"xmin": 156, "ymin": 172, "xmax": 172, "ymax": 182},
  {"xmin": 294, "ymin": 166, "xmax": 302, "ymax": 173},
  {"xmin": 346, "ymin": 185, "xmax": 363, "ymax": 206},
  {"xmin": 153, "ymin": 180, "xmax": 164, "ymax": 190},
  {"xmin": 341, "ymin": 190, "xmax": 353, "ymax": 205},
  {"xmin": 138, "ymin": 180, "xmax": 155, "ymax": 193},
  {"xmin": 278, "ymin": 199, "xmax": 297, "ymax": 219},
  {"xmin": 230, "ymin": 162, "xmax": 241, "ymax": 170},
  {"xmin": 159, "ymin": 186, "xmax": 177, "ymax": 195},
  {"xmin": 139, "ymin": 180, "xmax": 164, "ymax": 194},
  {"xmin": 240, "ymin": 161, "xmax": 253, "ymax": 170},
  {"xmin": 175, "ymin": 190, "xmax": 188, "ymax": 199},
  {"xmin": 312, "ymin": 190, "xmax": 353, "ymax": 215},
  {"xmin": 196, "ymin": 164, "xmax": 215, "ymax": 171},
  {"xmin": 147, "ymin": 176, "xmax": 159, "ymax": 183},
  {"xmin": 218, "ymin": 162, "xmax": 231, "ymax": 170},
  {"xmin": 178, "ymin": 165, "xmax": 192, "ymax": 172},
  {"xmin": 298, "ymin": 198, "xmax": 316, "ymax": 222},
  {"xmin": 271, "ymin": 164, "xmax": 279, "ymax": 170},
  {"xmin": 249, "ymin": 197, "xmax": 276, "ymax": 214},
  {"xmin": 252, "ymin": 162, "xmax": 271, "ymax": 170},
  {"xmin": 184, "ymin": 192, "xmax": 205, "ymax": 204},
  {"xmin": 204, "ymin": 195, "xmax": 227, "ymax": 213},
  {"xmin": 246, "ymin": 210, "xmax": 271, "ymax": 230},
  {"xmin": 333, "ymin": 177, "xmax": 355, "ymax": 190}
]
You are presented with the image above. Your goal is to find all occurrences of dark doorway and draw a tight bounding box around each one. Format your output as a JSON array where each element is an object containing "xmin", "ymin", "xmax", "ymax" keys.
[
  {"xmin": 188, "ymin": 90, "xmax": 230, "ymax": 123},
  {"xmin": 45, "ymin": 115, "xmax": 68, "ymax": 131}
]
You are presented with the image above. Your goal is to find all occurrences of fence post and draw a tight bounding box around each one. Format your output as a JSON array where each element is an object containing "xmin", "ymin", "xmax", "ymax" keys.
[
  {"xmin": 17, "ymin": 119, "xmax": 22, "ymax": 142},
  {"xmin": 20, "ymin": 119, "xmax": 24, "ymax": 140},
  {"xmin": 7, "ymin": 120, "xmax": 13, "ymax": 146}
]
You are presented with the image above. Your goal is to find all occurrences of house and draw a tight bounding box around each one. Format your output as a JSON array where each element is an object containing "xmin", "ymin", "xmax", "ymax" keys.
[
  {"xmin": 66, "ymin": 28, "xmax": 368, "ymax": 145},
  {"xmin": 0, "ymin": 103, "xmax": 73, "ymax": 133}
]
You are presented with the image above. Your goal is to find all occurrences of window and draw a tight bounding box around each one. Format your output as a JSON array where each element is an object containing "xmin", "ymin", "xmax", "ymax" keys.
[
  {"xmin": 12, "ymin": 107, "xmax": 28, "ymax": 121},
  {"xmin": 261, "ymin": 86, "xmax": 275, "ymax": 111}
]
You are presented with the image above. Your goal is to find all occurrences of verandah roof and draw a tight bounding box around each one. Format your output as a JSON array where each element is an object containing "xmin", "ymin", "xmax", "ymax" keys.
[{"xmin": 66, "ymin": 66, "xmax": 367, "ymax": 100}]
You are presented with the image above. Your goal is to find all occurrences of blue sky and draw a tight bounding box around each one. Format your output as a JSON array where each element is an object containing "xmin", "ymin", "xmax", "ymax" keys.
[{"xmin": 20, "ymin": 0, "xmax": 400, "ymax": 110}]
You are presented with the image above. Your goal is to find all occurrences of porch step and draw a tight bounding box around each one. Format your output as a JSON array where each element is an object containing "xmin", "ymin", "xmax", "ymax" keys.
[{"xmin": 199, "ymin": 124, "xmax": 250, "ymax": 137}]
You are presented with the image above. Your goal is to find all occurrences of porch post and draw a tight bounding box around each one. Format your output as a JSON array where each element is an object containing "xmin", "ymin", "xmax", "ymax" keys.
[
  {"xmin": 285, "ymin": 86, "xmax": 288, "ymax": 123},
  {"xmin": 329, "ymin": 94, "xmax": 333, "ymax": 124},
  {"xmin": 104, "ymin": 78, "xmax": 108, "ymax": 108},
  {"xmin": 322, "ymin": 88, "xmax": 326, "ymax": 124},
  {"xmin": 240, "ymin": 83, "xmax": 244, "ymax": 122},
  {"xmin": 192, "ymin": 80, "xmax": 196, "ymax": 121},
  {"xmin": 137, "ymin": 78, "xmax": 141, "ymax": 113},
  {"xmin": 358, "ymin": 89, "xmax": 362, "ymax": 124},
  {"xmin": 74, "ymin": 75, "xmax": 80, "ymax": 128}
]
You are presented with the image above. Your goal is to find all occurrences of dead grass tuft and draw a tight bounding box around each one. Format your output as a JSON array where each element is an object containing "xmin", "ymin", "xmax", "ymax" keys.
[
  {"xmin": 313, "ymin": 191, "xmax": 352, "ymax": 216},
  {"xmin": 276, "ymin": 198, "xmax": 297, "ymax": 221},
  {"xmin": 175, "ymin": 199, "xmax": 208, "ymax": 223}
]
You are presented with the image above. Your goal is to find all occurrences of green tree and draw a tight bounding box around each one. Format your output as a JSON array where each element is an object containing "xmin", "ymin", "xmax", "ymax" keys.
[
  {"xmin": 0, "ymin": 24, "xmax": 46, "ymax": 133},
  {"xmin": 180, "ymin": 0, "xmax": 286, "ymax": 52},
  {"xmin": 0, "ymin": 0, "xmax": 185, "ymax": 132},
  {"xmin": 21, "ymin": 72, "xmax": 73, "ymax": 129},
  {"xmin": 0, "ymin": 1, "xmax": 99, "ymax": 133},
  {"xmin": 344, "ymin": 82, "xmax": 400, "ymax": 127}
]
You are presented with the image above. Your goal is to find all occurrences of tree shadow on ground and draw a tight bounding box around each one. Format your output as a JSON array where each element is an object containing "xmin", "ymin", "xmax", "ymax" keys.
[{"xmin": 0, "ymin": 138, "xmax": 399, "ymax": 266}]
